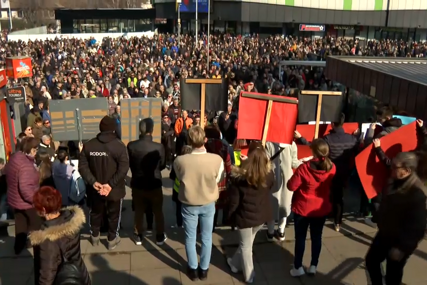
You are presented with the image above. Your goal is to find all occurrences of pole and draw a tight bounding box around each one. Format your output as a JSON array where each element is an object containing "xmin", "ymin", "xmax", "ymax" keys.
[
  {"xmin": 207, "ymin": 0, "xmax": 210, "ymax": 71},
  {"xmin": 177, "ymin": 3, "xmax": 181, "ymax": 42},
  {"xmin": 195, "ymin": 0, "xmax": 198, "ymax": 46},
  {"xmin": 8, "ymin": 6, "xmax": 12, "ymax": 30}
]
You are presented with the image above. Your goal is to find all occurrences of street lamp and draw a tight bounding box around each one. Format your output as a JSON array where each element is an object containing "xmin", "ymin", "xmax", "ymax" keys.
[
  {"xmin": 177, "ymin": 0, "xmax": 181, "ymax": 41},
  {"xmin": 207, "ymin": 0, "xmax": 210, "ymax": 70}
]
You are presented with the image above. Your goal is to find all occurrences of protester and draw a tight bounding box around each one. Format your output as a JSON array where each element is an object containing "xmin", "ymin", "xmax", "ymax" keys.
[
  {"xmin": 287, "ymin": 139, "xmax": 336, "ymax": 277},
  {"xmin": 169, "ymin": 145, "xmax": 193, "ymax": 228},
  {"xmin": 38, "ymin": 135, "xmax": 55, "ymax": 159},
  {"xmin": 173, "ymin": 126, "xmax": 224, "ymax": 281},
  {"xmin": 174, "ymin": 110, "xmax": 193, "ymax": 155},
  {"xmin": 365, "ymin": 152, "xmax": 427, "ymax": 285},
  {"xmin": 127, "ymin": 118, "xmax": 167, "ymax": 246},
  {"xmin": 37, "ymin": 152, "xmax": 55, "ymax": 187},
  {"xmin": 30, "ymin": 186, "xmax": 91, "ymax": 285},
  {"xmin": 295, "ymin": 113, "xmax": 359, "ymax": 231},
  {"xmin": 265, "ymin": 141, "xmax": 302, "ymax": 241},
  {"xmin": 79, "ymin": 116, "xmax": 129, "ymax": 250},
  {"xmin": 204, "ymin": 125, "xmax": 232, "ymax": 231},
  {"xmin": 52, "ymin": 149, "xmax": 75, "ymax": 206},
  {"xmin": 4, "ymin": 137, "xmax": 42, "ymax": 254},
  {"xmin": 226, "ymin": 145, "xmax": 275, "ymax": 283}
]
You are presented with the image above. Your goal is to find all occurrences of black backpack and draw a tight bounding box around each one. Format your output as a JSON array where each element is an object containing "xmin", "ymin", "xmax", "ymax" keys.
[{"xmin": 54, "ymin": 246, "xmax": 84, "ymax": 285}]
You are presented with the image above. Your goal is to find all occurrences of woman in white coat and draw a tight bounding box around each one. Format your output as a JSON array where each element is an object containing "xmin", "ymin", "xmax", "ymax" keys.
[{"xmin": 266, "ymin": 141, "xmax": 304, "ymax": 241}]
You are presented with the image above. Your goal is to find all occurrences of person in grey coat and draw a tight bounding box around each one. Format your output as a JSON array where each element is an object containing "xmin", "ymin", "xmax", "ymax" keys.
[
  {"xmin": 265, "ymin": 142, "xmax": 305, "ymax": 241},
  {"xmin": 52, "ymin": 149, "xmax": 74, "ymax": 206}
]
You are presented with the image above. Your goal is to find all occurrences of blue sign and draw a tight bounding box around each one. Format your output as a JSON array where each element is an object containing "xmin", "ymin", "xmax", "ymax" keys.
[
  {"xmin": 393, "ymin": 115, "xmax": 416, "ymax": 125},
  {"xmin": 179, "ymin": 0, "xmax": 208, "ymax": 13}
]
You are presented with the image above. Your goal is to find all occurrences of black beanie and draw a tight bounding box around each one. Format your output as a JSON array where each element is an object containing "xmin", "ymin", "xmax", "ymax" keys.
[{"xmin": 99, "ymin": 116, "xmax": 117, "ymax": 132}]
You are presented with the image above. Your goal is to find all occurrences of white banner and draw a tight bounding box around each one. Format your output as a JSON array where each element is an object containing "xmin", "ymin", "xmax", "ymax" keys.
[
  {"xmin": 7, "ymin": 30, "xmax": 157, "ymax": 42},
  {"xmin": 1, "ymin": 0, "xmax": 10, "ymax": 9}
]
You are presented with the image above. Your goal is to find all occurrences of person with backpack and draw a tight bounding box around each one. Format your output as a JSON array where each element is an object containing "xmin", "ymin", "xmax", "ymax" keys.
[
  {"xmin": 52, "ymin": 149, "xmax": 86, "ymax": 207},
  {"xmin": 30, "ymin": 186, "xmax": 90, "ymax": 285}
]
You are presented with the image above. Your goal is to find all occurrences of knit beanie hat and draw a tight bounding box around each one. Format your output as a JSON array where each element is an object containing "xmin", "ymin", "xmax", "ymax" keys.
[{"xmin": 99, "ymin": 116, "xmax": 116, "ymax": 132}]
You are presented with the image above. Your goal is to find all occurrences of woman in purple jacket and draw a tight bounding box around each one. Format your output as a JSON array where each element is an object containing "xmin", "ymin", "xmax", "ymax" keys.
[{"xmin": 5, "ymin": 137, "xmax": 42, "ymax": 254}]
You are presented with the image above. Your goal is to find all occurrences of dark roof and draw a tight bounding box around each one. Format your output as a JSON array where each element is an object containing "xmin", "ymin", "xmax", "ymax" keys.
[
  {"xmin": 341, "ymin": 57, "xmax": 427, "ymax": 86},
  {"xmin": 325, "ymin": 56, "xmax": 427, "ymax": 120}
]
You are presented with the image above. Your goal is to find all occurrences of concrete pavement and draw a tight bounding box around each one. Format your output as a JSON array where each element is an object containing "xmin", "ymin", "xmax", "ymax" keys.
[{"xmin": 1, "ymin": 170, "xmax": 427, "ymax": 285}]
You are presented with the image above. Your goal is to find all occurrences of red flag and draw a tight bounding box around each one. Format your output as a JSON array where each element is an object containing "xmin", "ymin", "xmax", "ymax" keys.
[
  {"xmin": 355, "ymin": 122, "xmax": 417, "ymax": 199},
  {"xmin": 237, "ymin": 92, "xmax": 298, "ymax": 144}
]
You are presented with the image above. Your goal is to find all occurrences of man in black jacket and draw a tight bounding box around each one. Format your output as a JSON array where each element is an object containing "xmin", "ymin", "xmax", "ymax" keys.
[
  {"xmin": 295, "ymin": 113, "xmax": 359, "ymax": 231},
  {"xmin": 79, "ymin": 116, "xmax": 129, "ymax": 250},
  {"xmin": 365, "ymin": 152, "xmax": 427, "ymax": 285},
  {"xmin": 127, "ymin": 118, "xmax": 167, "ymax": 246}
]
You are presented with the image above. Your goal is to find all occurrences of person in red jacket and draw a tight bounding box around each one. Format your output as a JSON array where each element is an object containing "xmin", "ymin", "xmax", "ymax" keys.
[{"xmin": 287, "ymin": 138, "xmax": 336, "ymax": 277}]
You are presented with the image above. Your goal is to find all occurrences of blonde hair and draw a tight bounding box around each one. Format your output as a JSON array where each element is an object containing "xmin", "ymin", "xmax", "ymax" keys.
[{"xmin": 188, "ymin": 126, "xmax": 205, "ymax": 148}]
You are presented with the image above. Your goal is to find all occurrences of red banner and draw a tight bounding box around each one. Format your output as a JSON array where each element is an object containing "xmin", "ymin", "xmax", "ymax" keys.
[
  {"xmin": 237, "ymin": 92, "xmax": 298, "ymax": 145},
  {"xmin": 6, "ymin": 57, "xmax": 33, "ymax": 79},
  {"xmin": 355, "ymin": 122, "xmax": 417, "ymax": 199},
  {"xmin": 0, "ymin": 69, "xmax": 6, "ymax": 88},
  {"xmin": 296, "ymin": 122, "xmax": 359, "ymax": 142}
]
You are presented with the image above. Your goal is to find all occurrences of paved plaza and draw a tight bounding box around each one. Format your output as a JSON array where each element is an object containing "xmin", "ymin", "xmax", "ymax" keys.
[{"xmin": 1, "ymin": 171, "xmax": 427, "ymax": 285}]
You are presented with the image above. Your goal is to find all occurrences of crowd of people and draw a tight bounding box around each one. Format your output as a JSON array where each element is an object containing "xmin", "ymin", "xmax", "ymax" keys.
[{"xmin": 0, "ymin": 33, "xmax": 427, "ymax": 285}]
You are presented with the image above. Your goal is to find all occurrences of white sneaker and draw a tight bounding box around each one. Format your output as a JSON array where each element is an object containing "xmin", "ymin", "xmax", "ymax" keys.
[
  {"xmin": 334, "ymin": 223, "xmax": 340, "ymax": 232},
  {"xmin": 307, "ymin": 265, "xmax": 317, "ymax": 275},
  {"xmin": 227, "ymin": 258, "xmax": 238, "ymax": 273},
  {"xmin": 290, "ymin": 266, "xmax": 305, "ymax": 277},
  {"xmin": 246, "ymin": 271, "xmax": 255, "ymax": 283}
]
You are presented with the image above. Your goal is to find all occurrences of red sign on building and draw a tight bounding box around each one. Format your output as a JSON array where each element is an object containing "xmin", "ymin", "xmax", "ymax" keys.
[
  {"xmin": 6, "ymin": 57, "xmax": 33, "ymax": 79},
  {"xmin": 0, "ymin": 69, "xmax": 7, "ymax": 88}
]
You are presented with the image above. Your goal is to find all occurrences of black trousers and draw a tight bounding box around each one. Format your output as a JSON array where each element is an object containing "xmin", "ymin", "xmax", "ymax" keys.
[
  {"xmin": 14, "ymin": 208, "xmax": 42, "ymax": 255},
  {"xmin": 90, "ymin": 195, "xmax": 122, "ymax": 241},
  {"xmin": 365, "ymin": 233, "xmax": 410, "ymax": 285},
  {"xmin": 331, "ymin": 180, "xmax": 345, "ymax": 225}
]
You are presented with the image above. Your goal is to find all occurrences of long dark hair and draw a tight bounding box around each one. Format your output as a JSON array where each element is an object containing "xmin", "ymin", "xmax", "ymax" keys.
[
  {"xmin": 240, "ymin": 144, "xmax": 270, "ymax": 188},
  {"xmin": 37, "ymin": 153, "xmax": 52, "ymax": 185},
  {"xmin": 310, "ymin": 139, "xmax": 333, "ymax": 172}
]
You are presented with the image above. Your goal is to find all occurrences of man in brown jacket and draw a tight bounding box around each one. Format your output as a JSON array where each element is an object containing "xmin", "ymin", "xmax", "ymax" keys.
[{"xmin": 173, "ymin": 126, "xmax": 224, "ymax": 281}]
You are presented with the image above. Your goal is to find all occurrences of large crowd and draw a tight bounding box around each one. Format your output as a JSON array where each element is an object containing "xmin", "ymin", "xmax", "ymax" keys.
[{"xmin": 0, "ymin": 33, "xmax": 427, "ymax": 285}]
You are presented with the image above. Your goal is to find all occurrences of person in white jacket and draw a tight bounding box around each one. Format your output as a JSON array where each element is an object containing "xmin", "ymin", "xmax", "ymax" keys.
[{"xmin": 265, "ymin": 142, "xmax": 305, "ymax": 241}]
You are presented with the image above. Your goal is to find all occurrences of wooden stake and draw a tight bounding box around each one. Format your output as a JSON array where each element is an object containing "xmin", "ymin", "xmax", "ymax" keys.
[
  {"xmin": 185, "ymin": 78, "xmax": 223, "ymax": 129},
  {"xmin": 261, "ymin": 100, "xmax": 273, "ymax": 147},
  {"xmin": 300, "ymin": 90, "xmax": 342, "ymax": 139}
]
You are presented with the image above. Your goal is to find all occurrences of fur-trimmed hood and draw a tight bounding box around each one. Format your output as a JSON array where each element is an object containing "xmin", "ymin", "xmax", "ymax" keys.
[
  {"xmin": 29, "ymin": 206, "xmax": 86, "ymax": 246},
  {"xmin": 230, "ymin": 162, "xmax": 271, "ymax": 180}
]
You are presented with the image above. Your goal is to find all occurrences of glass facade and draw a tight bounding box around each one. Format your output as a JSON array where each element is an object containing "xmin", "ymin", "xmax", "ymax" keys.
[{"xmin": 72, "ymin": 19, "xmax": 153, "ymax": 33}]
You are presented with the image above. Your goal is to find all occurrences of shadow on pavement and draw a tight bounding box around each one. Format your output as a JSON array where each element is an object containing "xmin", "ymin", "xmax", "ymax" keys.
[{"xmin": 90, "ymin": 254, "xmax": 149, "ymax": 285}]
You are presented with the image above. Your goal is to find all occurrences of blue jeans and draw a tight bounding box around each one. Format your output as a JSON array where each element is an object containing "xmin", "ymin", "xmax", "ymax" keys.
[
  {"xmin": 182, "ymin": 202, "xmax": 215, "ymax": 270},
  {"xmin": 293, "ymin": 213, "xmax": 326, "ymax": 269}
]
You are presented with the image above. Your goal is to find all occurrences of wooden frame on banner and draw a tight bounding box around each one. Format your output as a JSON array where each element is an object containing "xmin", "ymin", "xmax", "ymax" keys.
[
  {"xmin": 300, "ymin": 90, "xmax": 342, "ymax": 139},
  {"xmin": 185, "ymin": 78, "xmax": 222, "ymax": 128},
  {"xmin": 241, "ymin": 92, "xmax": 298, "ymax": 147}
]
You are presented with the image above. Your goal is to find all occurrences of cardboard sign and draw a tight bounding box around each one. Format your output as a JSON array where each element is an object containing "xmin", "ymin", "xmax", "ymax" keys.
[
  {"xmin": 6, "ymin": 57, "xmax": 33, "ymax": 79},
  {"xmin": 120, "ymin": 98, "xmax": 162, "ymax": 145},
  {"xmin": 0, "ymin": 69, "xmax": 7, "ymax": 88},
  {"xmin": 393, "ymin": 115, "xmax": 416, "ymax": 125},
  {"xmin": 6, "ymin": 86, "xmax": 26, "ymax": 103},
  {"xmin": 296, "ymin": 122, "xmax": 359, "ymax": 142},
  {"xmin": 355, "ymin": 122, "xmax": 417, "ymax": 199},
  {"xmin": 237, "ymin": 92, "xmax": 298, "ymax": 145}
]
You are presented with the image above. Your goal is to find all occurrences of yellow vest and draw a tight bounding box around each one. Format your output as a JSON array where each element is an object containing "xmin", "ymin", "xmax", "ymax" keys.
[
  {"xmin": 234, "ymin": 150, "xmax": 241, "ymax": 167},
  {"xmin": 173, "ymin": 178, "xmax": 180, "ymax": 193}
]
